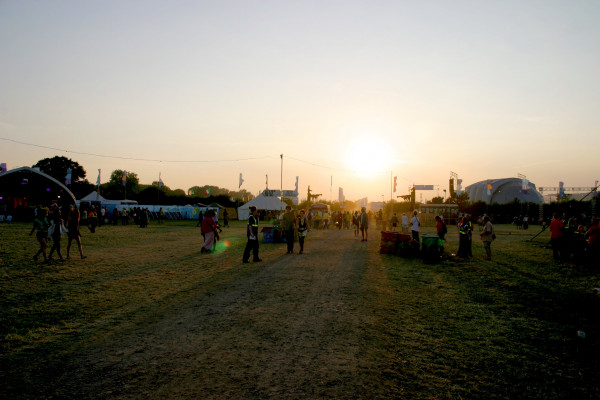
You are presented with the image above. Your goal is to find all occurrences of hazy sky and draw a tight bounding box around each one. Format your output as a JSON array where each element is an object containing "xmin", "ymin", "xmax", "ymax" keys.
[{"xmin": 1, "ymin": 1, "xmax": 599, "ymax": 202}]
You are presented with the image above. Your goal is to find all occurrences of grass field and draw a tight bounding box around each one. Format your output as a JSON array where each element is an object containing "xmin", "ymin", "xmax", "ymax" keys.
[{"xmin": 1, "ymin": 220, "xmax": 599, "ymax": 399}]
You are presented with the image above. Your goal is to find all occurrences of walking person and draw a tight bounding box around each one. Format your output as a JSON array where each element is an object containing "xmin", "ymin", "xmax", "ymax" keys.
[
  {"xmin": 435, "ymin": 215, "xmax": 447, "ymax": 255},
  {"xmin": 30, "ymin": 207, "xmax": 49, "ymax": 263},
  {"xmin": 401, "ymin": 213, "xmax": 410, "ymax": 234},
  {"xmin": 201, "ymin": 209, "xmax": 220, "ymax": 253},
  {"xmin": 222, "ymin": 209, "xmax": 229, "ymax": 227},
  {"xmin": 352, "ymin": 211, "xmax": 360, "ymax": 237},
  {"xmin": 480, "ymin": 215, "xmax": 495, "ymax": 260},
  {"xmin": 457, "ymin": 216, "xmax": 472, "ymax": 258},
  {"xmin": 48, "ymin": 206, "xmax": 66, "ymax": 262},
  {"xmin": 242, "ymin": 206, "xmax": 262, "ymax": 263},
  {"xmin": 66, "ymin": 205, "xmax": 87, "ymax": 259},
  {"xmin": 297, "ymin": 209, "xmax": 310, "ymax": 254},
  {"xmin": 410, "ymin": 211, "xmax": 420, "ymax": 242},
  {"xmin": 360, "ymin": 207, "xmax": 369, "ymax": 242},
  {"xmin": 390, "ymin": 213, "xmax": 399, "ymax": 232},
  {"xmin": 549, "ymin": 213, "xmax": 564, "ymax": 260},
  {"xmin": 282, "ymin": 205, "xmax": 296, "ymax": 254},
  {"xmin": 196, "ymin": 209, "xmax": 204, "ymax": 227}
]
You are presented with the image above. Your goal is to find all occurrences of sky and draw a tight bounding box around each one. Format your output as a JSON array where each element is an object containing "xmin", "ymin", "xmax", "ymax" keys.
[{"xmin": 1, "ymin": 0, "xmax": 599, "ymax": 203}]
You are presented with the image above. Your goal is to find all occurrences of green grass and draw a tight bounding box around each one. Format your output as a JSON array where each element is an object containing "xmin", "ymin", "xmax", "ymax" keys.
[{"xmin": 1, "ymin": 221, "xmax": 599, "ymax": 399}]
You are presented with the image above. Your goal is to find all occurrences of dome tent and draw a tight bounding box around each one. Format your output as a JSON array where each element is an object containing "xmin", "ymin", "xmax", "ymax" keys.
[
  {"xmin": 0, "ymin": 167, "xmax": 77, "ymax": 207},
  {"xmin": 465, "ymin": 178, "xmax": 543, "ymax": 204}
]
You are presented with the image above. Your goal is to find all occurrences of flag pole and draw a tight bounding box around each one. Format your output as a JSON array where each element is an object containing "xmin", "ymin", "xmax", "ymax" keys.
[{"xmin": 280, "ymin": 154, "xmax": 283, "ymax": 210}]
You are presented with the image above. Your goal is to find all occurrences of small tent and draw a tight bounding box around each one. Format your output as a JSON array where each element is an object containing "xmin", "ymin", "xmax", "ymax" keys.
[
  {"xmin": 237, "ymin": 194, "xmax": 287, "ymax": 220},
  {"xmin": 79, "ymin": 191, "xmax": 109, "ymax": 203}
]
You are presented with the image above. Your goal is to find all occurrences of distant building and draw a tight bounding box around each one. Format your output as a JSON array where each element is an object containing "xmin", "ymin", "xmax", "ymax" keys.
[{"xmin": 465, "ymin": 178, "xmax": 543, "ymax": 204}]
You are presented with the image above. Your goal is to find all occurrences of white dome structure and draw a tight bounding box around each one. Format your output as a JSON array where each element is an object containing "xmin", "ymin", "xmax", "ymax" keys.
[{"xmin": 464, "ymin": 178, "xmax": 543, "ymax": 204}]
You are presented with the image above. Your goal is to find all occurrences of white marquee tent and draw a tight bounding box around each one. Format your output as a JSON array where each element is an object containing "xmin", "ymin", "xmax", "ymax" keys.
[{"xmin": 237, "ymin": 194, "xmax": 287, "ymax": 220}]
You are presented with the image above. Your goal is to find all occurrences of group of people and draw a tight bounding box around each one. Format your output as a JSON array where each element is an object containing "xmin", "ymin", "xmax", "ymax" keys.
[
  {"xmin": 452, "ymin": 214, "xmax": 495, "ymax": 260},
  {"xmin": 549, "ymin": 213, "xmax": 600, "ymax": 264},
  {"xmin": 29, "ymin": 203, "xmax": 86, "ymax": 264}
]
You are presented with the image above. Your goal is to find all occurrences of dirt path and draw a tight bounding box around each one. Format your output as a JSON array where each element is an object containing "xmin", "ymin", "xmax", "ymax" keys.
[{"xmin": 55, "ymin": 229, "xmax": 389, "ymax": 399}]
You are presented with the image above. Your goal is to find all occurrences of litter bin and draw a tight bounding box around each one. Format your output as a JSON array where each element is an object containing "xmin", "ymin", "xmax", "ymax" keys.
[
  {"xmin": 380, "ymin": 231, "xmax": 396, "ymax": 254},
  {"xmin": 421, "ymin": 234, "xmax": 443, "ymax": 263}
]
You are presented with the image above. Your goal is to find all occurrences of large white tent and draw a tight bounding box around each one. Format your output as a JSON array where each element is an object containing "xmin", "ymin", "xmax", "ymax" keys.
[{"xmin": 237, "ymin": 194, "xmax": 287, "ymax": 220}]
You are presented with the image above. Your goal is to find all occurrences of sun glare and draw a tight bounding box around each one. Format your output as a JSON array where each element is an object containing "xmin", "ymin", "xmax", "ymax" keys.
[{"xmin": 344, "ymin": 134, "xmax": 393, "ymax": 176}]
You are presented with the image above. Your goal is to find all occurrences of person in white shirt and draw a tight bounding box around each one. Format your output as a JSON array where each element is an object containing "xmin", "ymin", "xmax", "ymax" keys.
[
  {"xmin": 401, "ymin": 213, "xmax": 409, "ymax": 234},
  {"xmin": 410, "ymin": 211, "xmax": 420, "ymax": 242}
]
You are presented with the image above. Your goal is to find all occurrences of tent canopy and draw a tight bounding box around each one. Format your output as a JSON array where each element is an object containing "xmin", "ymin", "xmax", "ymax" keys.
[
  {"xmin": 79, "ymin": 191, "xmax": 109, "ymax": 203},
  {"xmin": 237, "ymin": 194, "xmax": 287, "ymax": 220}
]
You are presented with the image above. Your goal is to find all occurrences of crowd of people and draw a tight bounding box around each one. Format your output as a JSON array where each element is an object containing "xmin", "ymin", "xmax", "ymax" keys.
[
  {"xmin": 22, "ymin": 200, "xmax": 599, "ymax": 267},
  {"xmin": 549, "ymin": 212, "xmax": 600, "ymax": 264},
  {"xmin": 29, "ymin": 202, "xmax": 87, "ymax": 264}
]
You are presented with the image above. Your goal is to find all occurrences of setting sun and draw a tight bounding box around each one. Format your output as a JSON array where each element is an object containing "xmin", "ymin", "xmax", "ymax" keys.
[{"xmin": 344, "ymin": 134, "xmax": 394, "ymax": 176}]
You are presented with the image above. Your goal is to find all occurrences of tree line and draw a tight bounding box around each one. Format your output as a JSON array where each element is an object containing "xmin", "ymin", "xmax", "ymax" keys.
[{"xmin": 32, "ymin": 156, "xmax": 254, "ymax": 207}]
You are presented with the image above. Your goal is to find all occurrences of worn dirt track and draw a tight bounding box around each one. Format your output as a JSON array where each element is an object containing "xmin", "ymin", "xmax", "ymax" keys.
[{"xmin": 51, "ymin": 229, "xmax": 391, "ymax": 399}]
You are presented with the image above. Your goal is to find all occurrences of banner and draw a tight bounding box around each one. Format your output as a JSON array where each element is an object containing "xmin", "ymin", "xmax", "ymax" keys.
[
  {"xmin": 558, "ymin": 181, "xmax": 566, "ymax": 198},
  {"xmin": 96, "ymin": 169, "xmax": 101, "ymax": 185},
  {"xmin": 457, "ymin": 179, "xmax": 463, "ymax": 195},
  {"xmin": 158, "ymin": 173, "xmax": 163, "ymax": 188},
  {"xmin": 239, "ymin": 173, "xmax": 244, "ymax": 188},
  {"xmin": 338, "ymin": 187, "xmax": 345, "ymax": 204},
  {"xmin": 486, "ymin": 180, "xmax": 493, "ymax": 196},
  {"xmin": 295, "ymin": 176, "xmax": 299, "ymax": 193},
  {"xmin": 122, "ymin": 170, "xmax": 127, "ymax": 187},
  {"xmin": 65, "ymin": 168, "xmax": 72, "ymax": 185},
  {"xmin": 0, "ymin": 163, "xmax": 6, "ymax": 174},
  {"xmin": 414, "ymin": 185, "xmax": 434, "ymax": 190},
  {"xmin": 521, "ymin": 179, "xmax": 529, "ymax": 194}
]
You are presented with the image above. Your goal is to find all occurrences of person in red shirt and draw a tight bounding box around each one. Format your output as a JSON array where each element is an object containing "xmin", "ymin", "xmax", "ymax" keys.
[
  {"xmin": 201, "ymin": 209, "xmax": 220, "ymax": 253},
  {"xmin": 549, "ymin": 213, "xmax": 564, "ymax": 260},
  {"xmin": 585, "ymin": 218, "xmax": 600, "ymax": 263}
]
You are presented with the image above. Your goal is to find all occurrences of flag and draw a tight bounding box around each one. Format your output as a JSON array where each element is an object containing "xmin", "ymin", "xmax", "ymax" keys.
[
  {"xmin": 486, "ymin": 180, "xmax": 492, "ymax": 196},
  {"xmin": 65, "ymin": 168, "xmax": 72, "ymax": 185},
  {"xmin": 158, "ymin": 173, "xmax": 163, "ymax": 188},
  {"xmin": 594, "ymin": 180, "xmax": 599, "ymax": 197},
  {"xmin": 294, "ymin": 176, "xmax": 299, "ymax": 193},
  {"xmin": 559, "ymin": 181, "xmax": 566, "ymax": 198},
  {"xmin": 0, "ymin": 163, "xmax": 6, "ymax": 174},
  {"xmin": 205, "ymin": 188, "xmax": 211, "ymax": 195},
  {"xmin": 393, "ymin": 176, "xmax": 397, "ymax": 193},
  {"xmin": 239, "ymin": 173, "xmax": 244, "ymax": 188},
  {"xmin": 188, "ymin": 188, "xmax": 195, "ymax": 196},
  {"xmin": 96, "ymin": 169, "xmax": 101, "ymax": 185},
  {"xmin": 457, "ymin": 179, "xmax": 463, "ymax": 195},
  {"xmin": 521, "ymin": 179, "xmax": 529, "ymax": 194},
  {"xmin": 338, "ymin": 187, "xmax": 345, "ymax": 204}
]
